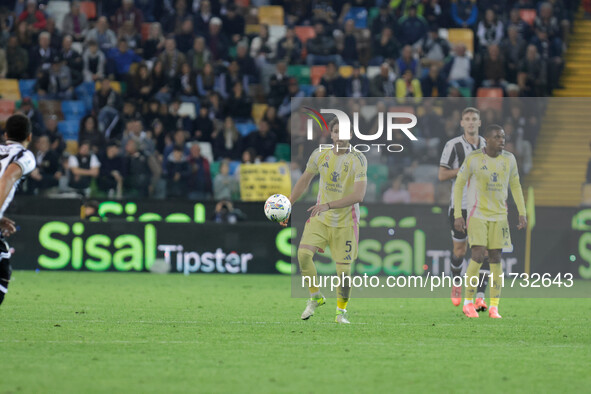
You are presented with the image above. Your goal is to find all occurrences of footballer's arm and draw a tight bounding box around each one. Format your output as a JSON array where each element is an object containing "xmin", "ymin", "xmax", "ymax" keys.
[
  {"xmin": 309, "ymin": 180, "xmax": 366, "ymax": 217},
  {"xmin": 279, "ymin": 170, "xmax": 316, "ymax": 227},
  {"xmin": 438, "ymin": 166, "xmax": 459, "ymax": 181},
  {"xmin": 0, "ymin": 164, "xmax": 23, "ymax": 236}
]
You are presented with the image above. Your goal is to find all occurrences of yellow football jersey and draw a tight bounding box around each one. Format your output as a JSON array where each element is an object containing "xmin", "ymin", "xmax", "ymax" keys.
[
  {"xmin": 305, "ymin": 148, "xmax": 367, "ymax": 227},
  {"xmin": 454, "ymin": 148, "xmax": 526, "ymax": 221}
]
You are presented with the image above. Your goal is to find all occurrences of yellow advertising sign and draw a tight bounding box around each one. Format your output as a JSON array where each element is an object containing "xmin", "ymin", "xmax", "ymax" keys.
[{"xmin": 239, "ymin": 163, "xmax": 291, "ymax": 201}]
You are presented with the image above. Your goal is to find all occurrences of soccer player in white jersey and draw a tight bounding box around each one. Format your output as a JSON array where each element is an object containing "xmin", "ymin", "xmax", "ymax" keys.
[
  {"xmin": 281, "ymin": 117, "xmax": 367, "ymax": 324},
  {"xmin": 439, "ymin": 107, "xmax": 490, "ymax": 311},
  {"xmin": 0, "ymin": 114, "xmax": 36, "ymax": 306},
  {"xmin": 453, "ymin": 124, "xmax": 527, "ymax": 318}
]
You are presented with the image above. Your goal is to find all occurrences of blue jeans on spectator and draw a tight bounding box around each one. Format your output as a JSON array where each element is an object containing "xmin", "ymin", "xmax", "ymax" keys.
[
  {"xmin": 306, "ymin": 54, "xmax": 344, "ymax": 66},
  {"xmin": 448, "ymin": 77, "xmax": 474, "ymax": 92}
]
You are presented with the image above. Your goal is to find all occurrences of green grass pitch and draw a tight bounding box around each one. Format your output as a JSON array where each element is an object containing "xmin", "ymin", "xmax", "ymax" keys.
[{"xmin": 1, "ymin": 271, "xmax": 590, "ymax": 393}]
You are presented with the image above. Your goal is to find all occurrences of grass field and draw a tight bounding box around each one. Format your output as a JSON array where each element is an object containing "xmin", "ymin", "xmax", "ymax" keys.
[{"xmin": 2, "ymin": 271, "xmax": 590, "ymax": 393}]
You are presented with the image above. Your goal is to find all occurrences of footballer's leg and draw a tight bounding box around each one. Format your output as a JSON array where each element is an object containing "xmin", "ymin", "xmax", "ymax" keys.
[
  {"xmin": 449, "ymin": 209, "xmax": 468, "ymax": 306},
  {"xmin": 488, "ymin": 250, "xmax": 503, "ymax": 318},
  {"xmin": 331, "ymin": 225, "xmax": 357, "ymax": 324},
  {"xmin": 475, "ymin": 255, "xmax": 490, "ymax": 312},
  {"xmin": 0, "ymin": 258, "xmax": 11, "ymax": 306},
  {"xmin": 463, "ymin": 218, "xmax": 488, "ymax": 317},
  {"xmin": 298, "ymin": 217, "xmax": 329, "ymax": 320}
]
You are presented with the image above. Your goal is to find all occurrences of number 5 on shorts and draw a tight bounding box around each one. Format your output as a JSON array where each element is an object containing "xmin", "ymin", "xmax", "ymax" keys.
[{"xmin": 345, "ymin": 241, "xmax": 352, "ymax": 253}]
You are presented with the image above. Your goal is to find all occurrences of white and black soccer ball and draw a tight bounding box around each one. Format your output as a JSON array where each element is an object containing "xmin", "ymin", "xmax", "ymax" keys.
[{"xmin": 264, "ymin": 194, "xmax": 291, "ymax": 223}]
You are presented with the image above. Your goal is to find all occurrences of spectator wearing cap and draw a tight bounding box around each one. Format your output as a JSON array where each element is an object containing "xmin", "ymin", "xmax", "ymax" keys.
[
  {"xmin": 346, "ymin": 64, "xmax": 369, "ymax": 98},
  {"xmin": 397, "ymin": 5, "xmax": 428, "ymax": 47},
  {"xmin": 206, "ymin": 17, "xmax": 230, "ymax": 61},
  {"xmin": 27, "ymin": 134, "xmax": 62, "ymax": 196},
  {"xmin": 222, "ymin": 4, "xmax": 245, "ymax": 44},
  {"xmin": 320, "ymin": 62, "xmax": 346, "ymax": 97},
  {"xmin": 276, "ymin": 25, "xmax": 303, "ymax": 65},
  {"xmin": 85, "ymin": 17, "xmax": 118, "ymax": 53},
  {"xmin": 186, "ymin": 143, "xmax": 213, "ymax": 199},
  {"xmin": 306, "ymin": 22, "xmax": 343, "ymax": 66},
  {"xmin": 451, "ymin": 0, "xmax": 478, "ymax": 28},
  {"xmin": 97, "ymin": 140, "xmax": 125, "ymax": 198},
  {"xmin": 18, "ymin": 0, "xmax": 46, "ymax": 33},
  {"xmin": 5, "ymin": 36, "xmax": 29, "ymax": 79},
  {"xmin": 187, "ymin": 36, "xmax": 211, "ymax": 73},
  {"xmin": 68, "ymin": 141, "xmax": 101, "ymax": 196},
  {"xmin": 28, "ymin": 31, "xmax": 54, "ymax": 77},
  {"xmin": 442, "ymin": 44, "xmax": 474, "ymax": 93},
  {"xmin": 113, "ymin": 0, "xmax": 144, "ymax": 33},
  {"xmin": 36, "ymin": 54, "xmax": 74, "ymax": 100},
  {"xmin": 370, "ymin": 26, "xmax": 400, "ymax": 66},
  {"xmin": 370, "ymin": 62, "xmax": 396, "ymax": 97},
  {"xmin": 477, "ymin": 9, "xmax": 504, "ymax": 51},
  {"xmin": 107, "ymin": 39, "xmax": 142, "ymax": 80},
  {"xmin": 62, "ymin": 1, "xmax": 89, "ymax": 42},
  {"xmin": 418, "ymin": 26, "xmax": 450, "ymax": 70},
  {"xmin": 19, "ymin": 97, "xmax": 44, "ymax": 136}
]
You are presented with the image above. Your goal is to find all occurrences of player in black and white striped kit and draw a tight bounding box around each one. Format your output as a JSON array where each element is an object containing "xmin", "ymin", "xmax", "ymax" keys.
[
  {"xmin": 0, "ymin": 114, "xmax": 36, "ymax": 306},
  {"xmin": 438, "ymin": 107, "xmax": 489, "ymax": 311}
]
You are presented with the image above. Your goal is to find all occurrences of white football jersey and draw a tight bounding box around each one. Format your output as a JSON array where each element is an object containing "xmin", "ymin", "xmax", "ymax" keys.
[
  {"xmin": 0, "ymin": 142, "xmax": 36, "ymax": 218},
  {"xmin": 439, "ymin": 135, "xmax": 486, "ymax": 210}
]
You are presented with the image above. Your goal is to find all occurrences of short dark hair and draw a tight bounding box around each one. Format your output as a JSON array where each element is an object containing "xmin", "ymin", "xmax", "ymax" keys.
[
  {"xmin": 484, "ymin": 124, "xmax": 503, "ymax": 138},
  {"xmin": 462, "ymin": 107, "xmax": 480, "ymax": 117},
  {"xmin": 5, "ymin": 114, "xmax": 31, "ymax": 142}
]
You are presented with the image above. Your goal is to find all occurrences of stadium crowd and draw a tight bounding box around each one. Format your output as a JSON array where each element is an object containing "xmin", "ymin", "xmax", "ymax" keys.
[{"xmin": 0, "ymin": 0, "xmax": 577, "ymax": 203}]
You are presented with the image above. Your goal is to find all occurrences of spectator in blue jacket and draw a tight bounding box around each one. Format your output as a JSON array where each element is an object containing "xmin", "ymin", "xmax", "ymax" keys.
[
  {"xmin": 451, "ymin": 0, "xmax": 478, "ymax": 28},
  {"xmin": 107, "ymin": 39, "xmax": 141, "ymax": 80}
]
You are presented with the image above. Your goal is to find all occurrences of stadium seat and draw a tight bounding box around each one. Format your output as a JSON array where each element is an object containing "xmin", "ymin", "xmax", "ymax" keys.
[
  {"xmin": 344, "ymin": 7, "xmax": 369, "ymax": 28},
  {"xmin": 288, "ymin": 65, "xmax": 311, "ymax": 85},
  {"xmin": 61, "ymin": 100, "xmax": 87, "ymax": 121},
  {"xmin": 366, "ymin": 66, "xmax": 380, "ymax": 79},
  {"xmin": 95, "ymin": 80, "xmax": 122, "ymax": 94},
  {"xmin": 310, "ymin": 65, "xmax": 327, "ymax": 86},
  {"xmin": 477, "ymin": 88, "xmax": 503, "ymax": 111},
  {"xmin": 58, "ymin": 120, "xmax": 80, "ymax": 140},
  {"xmin": 408, "ymin": 182, "xmax": 435, "ymax": 204},
  {"xmin": 367, "ymin": 164, "xmax": 389, "ymax": 195},
  {"xmin": 234, "ymin": 0, "xmax": 250, "ymax": 7},
  {"xmin": 210, "ymin": 161, "xmax": 221, "ymax": 179},
  {"xmin": 519, "ymin": 9, "xmax": 537, "ymax": 26},
  {"xmin": 235, "ymin": 122, "xmax": 258, "ymax": 136},
  {"xmin": 229, "ymin": 161, "xmax": 241, "ymax": 176},
  {"xmin": 197, "ymin": 142, "xmax": 214, "ymax": 164},
  {"xmin": 79, "ymin": 1, "xmax": 96, "ymax": 19},
  {"xmin": 251, "ymin": 103, "xmax": 268, "ymax": 123},
  {"xmin": 75, "ymin": 82, "xmax": 95, "ymax": 111},
  {"xmin": 274, "ymin": 143, "xmax": 291, "ymax": 162},
  {"xmin": 294, "ymin": 26, "xmax": 315, "ymax": 58},
  {"xmin": 245, "ymin": 24, "xmax": 260, "ymax": 35},
  {"xmin": 45, "ymin": 0, "xmax": 70, "ymax": 30},
  {"xmin": 258, "ymin": 6, "xmax": 284, "ymax": 25},
  {"xmin": 19, "ymin": 79, "xmax": 37, "ymax": 99},
  {"xmin": 339, "ymin": 65, "xmax": 354, "ymax": 78},
  {"xmin": 141, "ymin": 23, "xmax": 151, "ymax": 42},
  {"xmin": 299, "ymin": 84, "xmax": 315, "ymax": 97},
  {"xmin": 66, "ymin": 140, "xmax": 79, "ymax": 155},
  {"xmin": 178, "ymin": 102, "xmax": 197, "ymax": 119},
  {"xmin": 0, "ymin": 79, "xmax": 21, "ymax": 101},
  {"xmin": 0, "ymin": 100, "xmax": 15, "ymax": 124},
  {"xmin": 448, "ymin": 28, "xmax": 474, "ymax": 57},
  {"xmin": 368, "ymin": 7, "xmax": 380, "ymax": 25}
]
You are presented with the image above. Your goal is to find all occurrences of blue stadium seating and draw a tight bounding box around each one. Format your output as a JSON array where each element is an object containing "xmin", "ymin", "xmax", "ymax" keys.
[
  {"xmin": 75, "ymin": 82, "xmax": 96, "ymax": 111},
  {"xmin": 344, "ymin": 7, "xmax": 368, "ymax": 28},
  {"xmin": 18, "ymin": 79, "xmax": 37, "ymax": 99},
  {"xmin": 58, "ymin": 120, "xmax": 79, "ymax": 140},
  {"xmin": 61, "ymin": 100, "xmax": 87, "ymax": 121},
  {"xmin": 235, "ymin": 122, "xmax": 258, "ymax": 137},
  {"xmin": 229, "ymin": 161, "xmax": 241, "ymax": 176},
  {"xmin": 299, "ymin": 84, "xmax": 315, "ymax": 97}
]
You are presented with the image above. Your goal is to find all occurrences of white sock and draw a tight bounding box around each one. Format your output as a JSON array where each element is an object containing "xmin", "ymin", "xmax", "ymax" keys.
[
  {"xmin": 476, "ymin": 292, "xmax": 485, "ymax": 299},
  {"xmin": 337, "ymin": 307, "xmax": 346, "ymax": 312},
  {"xmin": 464, "ymin": 299, "xmax": 473, "ymax": 306},
  {"xmin": 310, "ymin": 291, "xmax": 321, "ymax": 298}
]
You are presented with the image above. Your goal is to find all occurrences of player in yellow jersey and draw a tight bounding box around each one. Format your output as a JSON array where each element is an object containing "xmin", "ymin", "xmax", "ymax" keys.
[
  {"xmin": 281, "ymin": 117, "xmax": 367, "ymax": 324},
  {"xmin": 453, "ymin": 124, "xmax": 527, "ymax": 318}
]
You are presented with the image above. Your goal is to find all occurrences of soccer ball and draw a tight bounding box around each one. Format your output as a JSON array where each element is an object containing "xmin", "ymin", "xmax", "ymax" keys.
[{"xmin": 264, "ymin": 194, "xmax": 291, "ymax": 223}]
